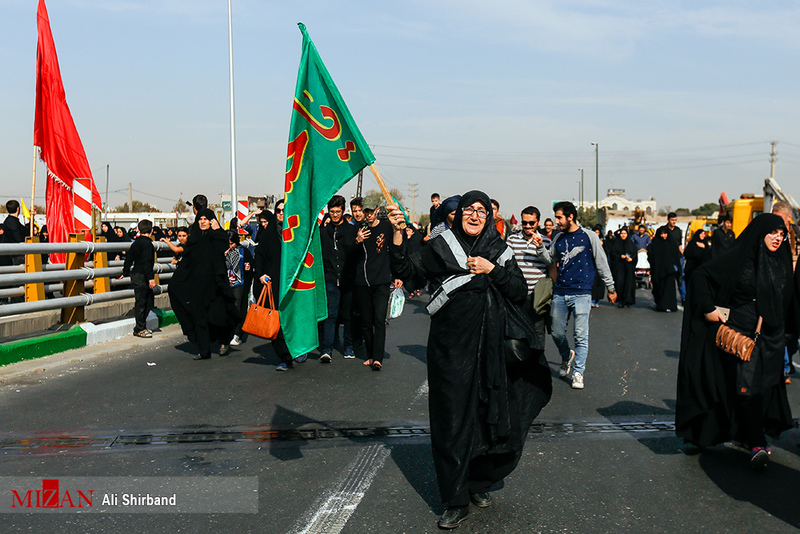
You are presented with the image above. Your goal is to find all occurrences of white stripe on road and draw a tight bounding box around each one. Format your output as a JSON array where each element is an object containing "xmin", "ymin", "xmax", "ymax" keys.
[
  {"xmin": 413, "ymin": 379, "xmax": 429, "ymax": 403},
  {"xmin": 291, "ymin": 444, "xmax": 391, "ymax": 534}
]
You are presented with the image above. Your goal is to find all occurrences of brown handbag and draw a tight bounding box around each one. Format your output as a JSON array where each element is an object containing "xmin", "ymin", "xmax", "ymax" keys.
[
  {"xmin": 242, "ymin": 282, "xmax": 281, "ymax": 340},
  {"xmin": 715, "ymin": 316, "xmax": 762, "ymax": 362}
]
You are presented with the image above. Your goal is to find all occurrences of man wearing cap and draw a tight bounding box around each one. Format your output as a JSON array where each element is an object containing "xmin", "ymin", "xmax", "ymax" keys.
[{"xmin": 353, "ymin": 202, "xmax": 402, "ymax": 370}]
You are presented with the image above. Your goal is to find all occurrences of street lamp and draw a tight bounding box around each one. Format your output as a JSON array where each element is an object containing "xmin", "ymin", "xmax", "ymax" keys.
[
  {"xmin": 578, "ymin": 168, "xmax": 584, "ymax": 211},
  {"xmin": 591, "ymin": 142, "xmax": 599, "ymax": 213}
]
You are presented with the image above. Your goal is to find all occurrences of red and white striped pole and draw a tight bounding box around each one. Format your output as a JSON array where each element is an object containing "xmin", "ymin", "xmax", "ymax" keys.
[
  {"xmin": 73, "ymin": 177, "xmax": 93, "ymax": 236},
  {"xmin": 237, "ymin": 200, "xmax": 248, "ymax": 223}
]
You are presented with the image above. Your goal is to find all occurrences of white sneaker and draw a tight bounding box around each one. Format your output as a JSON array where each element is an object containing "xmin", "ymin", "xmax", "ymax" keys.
[
  {"xmin": 572, "ymin": 371, "xmax": 584, "ymax": 389},
  {"xmin": 559, "ymin": 350, "xmax": 576, "ymax": 378},
  {"xmin": 320, "ymin": 353, "xmax": 332, "ymax": 363},
  {"xmin": 230, "ymin": 335, "xmax": 242, "ymax": 346}
]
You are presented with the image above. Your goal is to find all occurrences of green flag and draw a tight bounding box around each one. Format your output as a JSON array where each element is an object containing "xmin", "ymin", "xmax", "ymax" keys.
[{"xmin": 279, "ymin": 23, "xmax": 375, "ymax": 357}]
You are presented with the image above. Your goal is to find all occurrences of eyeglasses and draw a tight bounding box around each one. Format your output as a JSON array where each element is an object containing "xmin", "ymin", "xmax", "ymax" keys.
[
  {"xmin": 520, "ymin": 221, "xmax": 537, "ymax": 227},
  {"xmin": 275, "ymin": 208, "xmax": 284, "ymax": 213},
  {"xmin": 329, "ymin": 209, "xmax": 343, "ymax": 215},
  {"xmin": 462, "ymin": 207, "xmax": 488, "ymax": 219}
]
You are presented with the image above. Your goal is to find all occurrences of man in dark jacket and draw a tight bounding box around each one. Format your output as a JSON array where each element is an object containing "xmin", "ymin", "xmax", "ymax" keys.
[
  {"xmin": 319, "ymin": 195, "xmax": 357, "ymax": 362},
  {"xmin": 711, "ymin": 214, "xmax": 735, "ymax": 259},
  {"xmin": 353, "ymin": 202, "xmax": 403, "ymax": 369},
  {"xmin": 3, "ymin": 200, "xmax": 27, "ymax": 265}
]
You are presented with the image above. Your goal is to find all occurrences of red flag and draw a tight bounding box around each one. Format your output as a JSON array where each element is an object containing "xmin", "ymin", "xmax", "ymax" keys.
[
  {"xmin": 510, "ymin": 214, "xmax": 518, "ymax": 226},
  {"xmin": 35, "ymin": 0, "xmax": 100, "ymax": 262}
]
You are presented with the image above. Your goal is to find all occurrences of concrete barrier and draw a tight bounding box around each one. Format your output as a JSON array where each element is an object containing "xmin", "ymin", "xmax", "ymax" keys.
[
  {"xmin": 0, "ymin": 310, "xmax": 178, "ymax": 366},
  {"xmin": 80, "ymin": 311, "xmax": 160, "ymax": 345}
]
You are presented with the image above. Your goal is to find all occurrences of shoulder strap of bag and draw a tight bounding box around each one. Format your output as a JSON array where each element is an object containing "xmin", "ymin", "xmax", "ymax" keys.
[
  {"xmin": 256, "ymin": 284, "xmax": 268, "ymax": 308},
  {"xmin": 266, "ymin": 281, "xmax": 276, "ymax": 310}
]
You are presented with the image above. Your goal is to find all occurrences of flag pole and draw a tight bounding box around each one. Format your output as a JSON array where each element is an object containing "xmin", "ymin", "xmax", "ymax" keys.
[
  {"xmin": 368, "ymin": 163, "xmax": 394, "ymax": 205},
  {"xmin": 30, "ymin": 146, "xmax": 37, "ymax": 238},
  {"xmin": 368, "ymin": 163, "xmax": 406, "ymax": 228}
]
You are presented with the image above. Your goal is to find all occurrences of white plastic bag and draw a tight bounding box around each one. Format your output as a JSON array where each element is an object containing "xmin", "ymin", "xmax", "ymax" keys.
[{"xmin": 387, "ymin": 287, "xmax": 406, "ymax": 320}]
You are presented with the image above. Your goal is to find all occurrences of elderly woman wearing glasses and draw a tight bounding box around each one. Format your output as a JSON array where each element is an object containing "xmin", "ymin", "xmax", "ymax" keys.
[{"xmin": 388, "ymin": 191, "xmax": 552, "ymax": 530}]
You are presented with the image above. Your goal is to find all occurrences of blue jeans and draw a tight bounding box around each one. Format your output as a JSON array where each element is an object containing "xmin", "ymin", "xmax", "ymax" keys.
[
  {"xmin": 785, "ymin": 336, "xmax": 799, "ymax": 374},
  {"xmin": 322, "ymin": 282, "xmax": 342, "ymax": 355},
  {"xmin": 551, "ymin": 293, "xmax": 591, "ymax": 375}
]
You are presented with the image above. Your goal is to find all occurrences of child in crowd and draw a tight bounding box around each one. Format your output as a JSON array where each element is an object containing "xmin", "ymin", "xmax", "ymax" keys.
[{"xmin": 123, "ymin": 219, "xmax": 156, "ymax": 338}]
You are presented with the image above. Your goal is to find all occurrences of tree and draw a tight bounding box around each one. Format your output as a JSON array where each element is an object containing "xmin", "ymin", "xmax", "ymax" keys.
[
  {"xmin": 577, "ymin": 207, "xmax": 597, "ymax": 228},
  {"xmin": 690, "ymin": 203, "xmax": 718, "ymax": 217},
  {"xmin": 362, "ymin": 188, "xmax": 404, "ymax": 210},
  {"xmin": 675, "ymin": 208, "xmax": 690, "ymax": 217},
  {"xmin": 172, "ymin": 197, "xmax": 188, "ymax": 213},
  {"xmin": 34, "ymin": 204, "xmax": 46, "ymax": 215},
  {"xmin": 111, "ymin": 200, "xmax": 161, "ymax": 213},
  {"xmin": 418, "ymin": 214, "xmax": 431, "ymax": 227}
]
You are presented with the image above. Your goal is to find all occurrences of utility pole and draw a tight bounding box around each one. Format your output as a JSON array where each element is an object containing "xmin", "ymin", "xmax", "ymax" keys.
[
  {"xmin": 591, "ymin": 142, "xmax": 599, "ymax": 213},
  {"xmin": 770, "ymin": 140, "xmax": 778, "ymax": 179},
  {"xmin": 128, "ymin": 182, "xmax": 133, "ymax": 212},
  {"xmin": 408, "ymin": 182, "xmax": 418, "ymax": 221},
  {"xmin": 578, "ymin": 168, "xmax": 584, "ymax": 211},
  {"xmin": 227, "ymin": 0, "xmax": 238, "ymax": 225},
  {"xmin": 356, "ymin": 169, "xmax": 363, "ymax": 198},
  {"xmin": 105, "ymin": 164, "xmax": 109, "ymax": 217}
]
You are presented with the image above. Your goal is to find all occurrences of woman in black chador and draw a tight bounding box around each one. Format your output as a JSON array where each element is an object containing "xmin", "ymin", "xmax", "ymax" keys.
[
  {"xmin": 387, "ymin": 191, "xmax": 552, "ymax": 530},
  {"xmin": 676, "ymin": 214, "xmax": 794, "ymax": 469},
  {"xmin": 648, "ymin": 226, "xmax": 680, "ymax": 312},
  {"xmin": 591, "ymin": 225, "xmax": 607, "ymax": 307},
  {"xmin": 683, "ymin": 229, "xmax": 712, "ymax": 284},
  {"xmin": 610, "ymin": 227, "xmax": 637, "ymax": 307},
  {"xmin": 168, "ymin": 209, "xmax": 239, "ymax": 360}
]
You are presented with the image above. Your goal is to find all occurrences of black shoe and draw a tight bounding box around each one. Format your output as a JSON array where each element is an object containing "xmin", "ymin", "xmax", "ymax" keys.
[
  {"xmin": 438, "ymin": 506, "xmax": 468, "ymax": 529},
  {"xmin": 470, "ymin": 492, "xmax": 492, "ymax": 508},
  {"xmin": 193, "ymin": 354, "xmax": 211, "ymax": 360}
]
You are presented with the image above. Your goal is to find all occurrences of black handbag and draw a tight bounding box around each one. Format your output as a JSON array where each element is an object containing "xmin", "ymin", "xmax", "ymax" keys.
[{"xmin": 504, "ymin": 299, "xmax": 544, "ymax": 364}]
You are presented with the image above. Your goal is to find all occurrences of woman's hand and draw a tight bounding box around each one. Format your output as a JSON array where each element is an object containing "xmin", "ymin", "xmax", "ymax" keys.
[
  {"xmin": 697, "ymin": 242, "xmax": 706, "ymax": 248},
  {"xmin": 392, "ymin": 279, "xmax": 403, "ymax": 289},
  {"xmin": 387, "ymin": 205, "xmax": 405, "ymax": 230},
  {"xmin": 260, "ymin": 274, "xmax": 270, "ymax": 285},
  {"xmin": 704, "ymin": 309, "xmax": 726, "ymax": 323},
  {"xmin": 467, "ymin": 256, "xmax": 494, "ymax": 274},
  {"xmin": 210, "ymin": 219, "xmax": 221, "ymax": 231}
]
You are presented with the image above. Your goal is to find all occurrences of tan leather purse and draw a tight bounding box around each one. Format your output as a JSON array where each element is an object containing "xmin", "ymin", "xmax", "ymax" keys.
[{"xmin": 715, "ymin": 316, "xmax": 762, "ymax": 362}]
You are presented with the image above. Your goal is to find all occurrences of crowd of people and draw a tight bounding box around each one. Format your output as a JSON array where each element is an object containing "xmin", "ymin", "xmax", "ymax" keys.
[{"xmin": 3, "ymin": 189, "xmax": 800, "ymax": 529}]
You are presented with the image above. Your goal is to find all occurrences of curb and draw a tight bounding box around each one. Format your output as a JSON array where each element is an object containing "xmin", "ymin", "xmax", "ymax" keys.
[
  {"xmin": 0, "ymin": 326, "xmax": 87, "ymax": 367},
  {"xmin": 0, "ymin": 310, "xmax": 178, "ymax": 367}
]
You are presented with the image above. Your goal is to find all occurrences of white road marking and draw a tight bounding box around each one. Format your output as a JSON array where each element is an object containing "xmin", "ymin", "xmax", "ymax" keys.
[
  {"xmin": 413, "ymin": 379, "xmax": 429, "ymax": 403},
  {"xmin": 291, "ymin": 444, "xmax": 391, "ymax": 534}
]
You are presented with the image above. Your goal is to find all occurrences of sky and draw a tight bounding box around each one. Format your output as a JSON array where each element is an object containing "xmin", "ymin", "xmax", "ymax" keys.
[{"xmin": 2, "ymin": 0, "xmax": 800, "ymax": 221}]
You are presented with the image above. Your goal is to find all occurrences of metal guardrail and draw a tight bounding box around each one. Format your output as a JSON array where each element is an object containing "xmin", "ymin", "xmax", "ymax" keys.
[{"xmin": 0, "ymin": 236, "xmax": 178, "ymax": 321}]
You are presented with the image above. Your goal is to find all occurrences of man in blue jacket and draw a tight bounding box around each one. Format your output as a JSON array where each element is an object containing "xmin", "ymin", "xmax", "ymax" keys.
[{"xmin": 541, "ymin": 201, "xmax": 616, "ymax": 389}]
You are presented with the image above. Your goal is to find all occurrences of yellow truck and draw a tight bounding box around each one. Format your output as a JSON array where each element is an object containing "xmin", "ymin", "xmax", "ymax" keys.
[{"xmin": 687, "ymin": 178, "xmax": 797, "ymax": 241}]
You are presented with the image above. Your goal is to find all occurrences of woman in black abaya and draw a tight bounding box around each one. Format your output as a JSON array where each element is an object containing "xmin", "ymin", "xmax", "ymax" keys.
[
  {"xmin": 388, "ymin": 191, "xmax": 552, "ymax": 530},
  {"xmin": 168, "ymin": 209, "xmax": 239, "ymax": 360},
  {"xmin": 252, "ymin": 210, "xmax": 295, "ymax": 370},
  {"xmin": 648, "ymin": 226, "xmax": 680, "ymax": 312},
  {"xmin": 676, "ymin": 214, "xmax": 793, "ymax": 468},
  {"xmin": 683, "ymin": 229, "xmax": 712, "ymax": 284},
  {"xmin": 591, "ymin": 225, "xmax": 606, "ymax": 307},
  {"xmin": 610, "ymin": 227, "xmax": 637, "ymax": 307}
]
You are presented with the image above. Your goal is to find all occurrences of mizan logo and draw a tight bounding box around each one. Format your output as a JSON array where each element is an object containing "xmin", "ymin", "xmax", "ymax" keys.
[{"xmin": 11, "ymin": 479, "xmax": 93, "ymax": 509}]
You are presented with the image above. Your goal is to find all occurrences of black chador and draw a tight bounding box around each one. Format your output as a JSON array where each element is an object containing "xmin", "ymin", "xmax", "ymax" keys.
[
  {"xmin": 390, "ymin": 191, "xmax": 552, "ymax": 507},
  {"xmin": 676, "ymin": 214, "xmax": 794, "ymax": 448}
]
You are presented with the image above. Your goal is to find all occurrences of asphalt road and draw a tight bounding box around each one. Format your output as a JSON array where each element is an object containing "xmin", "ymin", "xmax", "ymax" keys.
[{"xmin": 1, "ymin": 289, "xmax": 800, "ymax": 533}]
